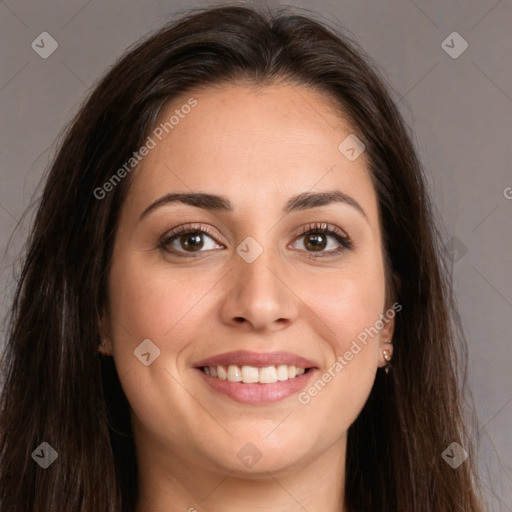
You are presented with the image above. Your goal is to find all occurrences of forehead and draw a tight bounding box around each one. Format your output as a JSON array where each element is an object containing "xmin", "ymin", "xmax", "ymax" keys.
[{"xmin": 125, "ymin": 82, "xmax": 378, "ymax": 221}]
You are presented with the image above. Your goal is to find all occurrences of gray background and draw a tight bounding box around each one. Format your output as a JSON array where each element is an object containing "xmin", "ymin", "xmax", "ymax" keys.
[{"xmin": 0, "ymin": 0, "xmax": 511, "ymax": 509}]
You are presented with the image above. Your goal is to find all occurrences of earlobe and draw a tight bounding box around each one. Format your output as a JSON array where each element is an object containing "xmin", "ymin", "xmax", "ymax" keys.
[
  {"xmin": 98, "ymin": 342, "xmax": 110, "ymax": 356},
  {"xmin": 378, "ymin": 308, "xmax": 395, "ymax": 371},
  {"xmin": 380, "ymin": 306, "xmax": 395, "ymax": 342},
  {"xmin": 380, "ymin": 339, "xmax": 393, "ymax": 373}
]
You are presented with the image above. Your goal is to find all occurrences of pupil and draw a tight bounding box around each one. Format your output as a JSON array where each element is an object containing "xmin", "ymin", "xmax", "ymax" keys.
[
  {"xmin": 181, "ymin": 233, "xmax": 203, "ymax": 251},
  {"xmin": 306, "ymin": 234, "xmax": 326, "ymax": 251}
]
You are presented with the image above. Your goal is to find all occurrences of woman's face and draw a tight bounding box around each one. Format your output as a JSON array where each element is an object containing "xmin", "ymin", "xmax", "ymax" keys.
[{"xmin": 103, "ymin": 82, "xmax": 394, "ymax": 477}]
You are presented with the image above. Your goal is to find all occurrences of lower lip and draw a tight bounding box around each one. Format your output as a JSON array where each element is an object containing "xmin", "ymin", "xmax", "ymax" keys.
[{"xmin": 195, "ymin": 368, "xmax": 317, "ymax": 404}]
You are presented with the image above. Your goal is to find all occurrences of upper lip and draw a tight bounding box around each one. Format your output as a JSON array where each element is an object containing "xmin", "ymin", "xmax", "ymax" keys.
[{"xmin": 193, "ymin": 350, "xmax": 318, "ymax": 369}]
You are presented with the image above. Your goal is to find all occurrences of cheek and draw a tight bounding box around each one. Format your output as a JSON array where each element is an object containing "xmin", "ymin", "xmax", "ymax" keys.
[
  {"xmin": 105, "ymin": 257, "xmax": 219, "ymax": 445},
  {"xmin": 297, "ymin": 259, "xmax": 387, "ymax": 351},
  {"xmin": 291, "ymin": 261, "xmax": 386, "ymax": 420},
  {"xmin": 107, "ymin": 255, "xmax": 219, "ymax": 349}
]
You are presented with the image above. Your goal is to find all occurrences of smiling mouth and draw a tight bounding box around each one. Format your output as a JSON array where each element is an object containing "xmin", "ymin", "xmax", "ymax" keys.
[{"xmin": 200, "ymin": 364, "xmax": 311, "ymax": 384}]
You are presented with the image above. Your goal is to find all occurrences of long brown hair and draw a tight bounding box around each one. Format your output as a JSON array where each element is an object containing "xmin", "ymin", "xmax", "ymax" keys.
[{"xmin": 0, "ymin": 4, "xmax": 484, "ymax": 511}]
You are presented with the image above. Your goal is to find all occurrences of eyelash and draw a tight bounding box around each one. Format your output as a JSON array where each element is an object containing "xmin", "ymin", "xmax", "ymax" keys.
[{"xmin": 157, "ymin": 222, "xmax": 353, "ymax": 259}]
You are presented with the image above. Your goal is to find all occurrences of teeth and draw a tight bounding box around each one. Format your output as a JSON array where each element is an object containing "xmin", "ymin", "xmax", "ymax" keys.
[
  {"xmin": 202, "ymin": 364, "xmax": 308, "ymax": 383},
  {"xmin": 277, "ymin": 365, "xmax": 288, "ymax": 381},
  {"xmin": 259, "ymin": 366, "xmax": 277, "ymax": 383},
  {"xmin": 241, "ymin": 365, "xmax": 259, "ymax": 383},
  {"xmin": 227, "ymin": 365, "xmax": 242, "ymax": 382},
  {"xmin": 217, "ymin": 365, "xmax": 227, "ymax": 380}
]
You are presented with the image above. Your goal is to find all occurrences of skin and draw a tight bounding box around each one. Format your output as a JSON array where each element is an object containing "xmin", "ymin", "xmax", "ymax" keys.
[{"xmin": 100, "ymin": 82, "xmax": 395, "ymax": 512}]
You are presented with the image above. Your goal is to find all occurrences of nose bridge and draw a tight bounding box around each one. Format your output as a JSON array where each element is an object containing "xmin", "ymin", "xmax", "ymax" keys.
[
  {"xmin": 221, "ymin": 237, "xmax": 297, "ymax": 330},
  {"xmin": 236, "ymin": 240, "xmax": 283, "ymax": 301}
]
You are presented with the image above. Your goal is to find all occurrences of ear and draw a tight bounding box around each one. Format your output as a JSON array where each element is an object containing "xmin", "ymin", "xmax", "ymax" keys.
[
  {"xmin": 98, "ymin": 308, "xmax": 112, "ymax": 356},
  {"xmin": 380, "ymin": 309, "xmax": 395, "ymax": 343},
  {"xmin": 377, "ymin": 304, "xmax": 396, "ymax": 368}
]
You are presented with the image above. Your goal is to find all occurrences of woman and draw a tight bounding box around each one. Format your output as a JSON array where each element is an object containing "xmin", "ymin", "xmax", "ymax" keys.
[{"xmin": 0, "ymin": 4, "xmax": 485, "ymax": 511}]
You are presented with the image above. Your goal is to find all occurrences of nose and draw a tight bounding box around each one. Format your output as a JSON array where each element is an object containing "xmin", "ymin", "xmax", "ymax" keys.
[{"xmin": 218, "ymin": 245, "xmax": 299, "ymax": 333}]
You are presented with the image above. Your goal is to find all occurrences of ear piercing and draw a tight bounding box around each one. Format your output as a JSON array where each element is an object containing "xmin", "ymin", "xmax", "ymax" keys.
[{"xmin": 383, "ymin": 340, "xmax": 393, "ymax": 374}]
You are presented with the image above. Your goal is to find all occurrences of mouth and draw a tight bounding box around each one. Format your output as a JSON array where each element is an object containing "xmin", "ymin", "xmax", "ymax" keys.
[
  {"xmin": 200, "ymin": 364, "xmax": 310, "ymax": 383},
  {"xmin": 192, "ymin": 351, "xmax": 318, "ymax": 404}
]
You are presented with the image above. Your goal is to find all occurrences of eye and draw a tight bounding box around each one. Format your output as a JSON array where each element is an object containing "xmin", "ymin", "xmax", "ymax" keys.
[
  {"xmin": 158, "ymin": 224, "xmax": 224, "ymax": 257},
  {"xmin": 157, "ymin": 222, "xmax": 352, "ymax": 259},
  {"xmin": 291, "ymin": 222, "xmax": 352, "ymax": 258}
]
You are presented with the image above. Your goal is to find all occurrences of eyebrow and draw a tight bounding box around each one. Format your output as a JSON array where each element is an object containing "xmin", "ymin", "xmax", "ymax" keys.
[{"xmin": 139, "ymin": 190, "xmax": 368, "ymax": 221}]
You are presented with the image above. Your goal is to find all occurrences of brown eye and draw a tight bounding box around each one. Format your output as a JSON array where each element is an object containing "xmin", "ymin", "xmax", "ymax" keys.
[
  {"xmin": 179, "ymin": 233, "xmax": 204, "ymax": 251},
  {"xmin": 291, "ymin": 223, "xmax": 353, "ymax": 258},
  {"xmin": 158, "ymin": 225, "xmax": 224, "ymax": 257},
  {"xmin": 304, "ymin": 233, "xmax": 327, "ymax": 251}
]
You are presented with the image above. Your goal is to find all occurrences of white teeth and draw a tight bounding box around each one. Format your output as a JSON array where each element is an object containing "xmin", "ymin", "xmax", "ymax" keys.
[
  {"xmin": 241, "ymin": 365, "xmax": 259, "ymax": 383},
  {"xmin": 259, "ymin": 366, "xmax": 277, "ymax": 383},
  {"xmin": 217, "ymin": 365, "xmax": 227, "ymax": 380},
  {"xmin": 227, "ymin": 365, "xmax": 242, "ymax": 382},
  {"xmin": 203, "ymin": 364, "xmax": 308, "ymax": 383},
  {"xmin": 277, "ymin": 365, "xmax": 288, "ymax": 381}
]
